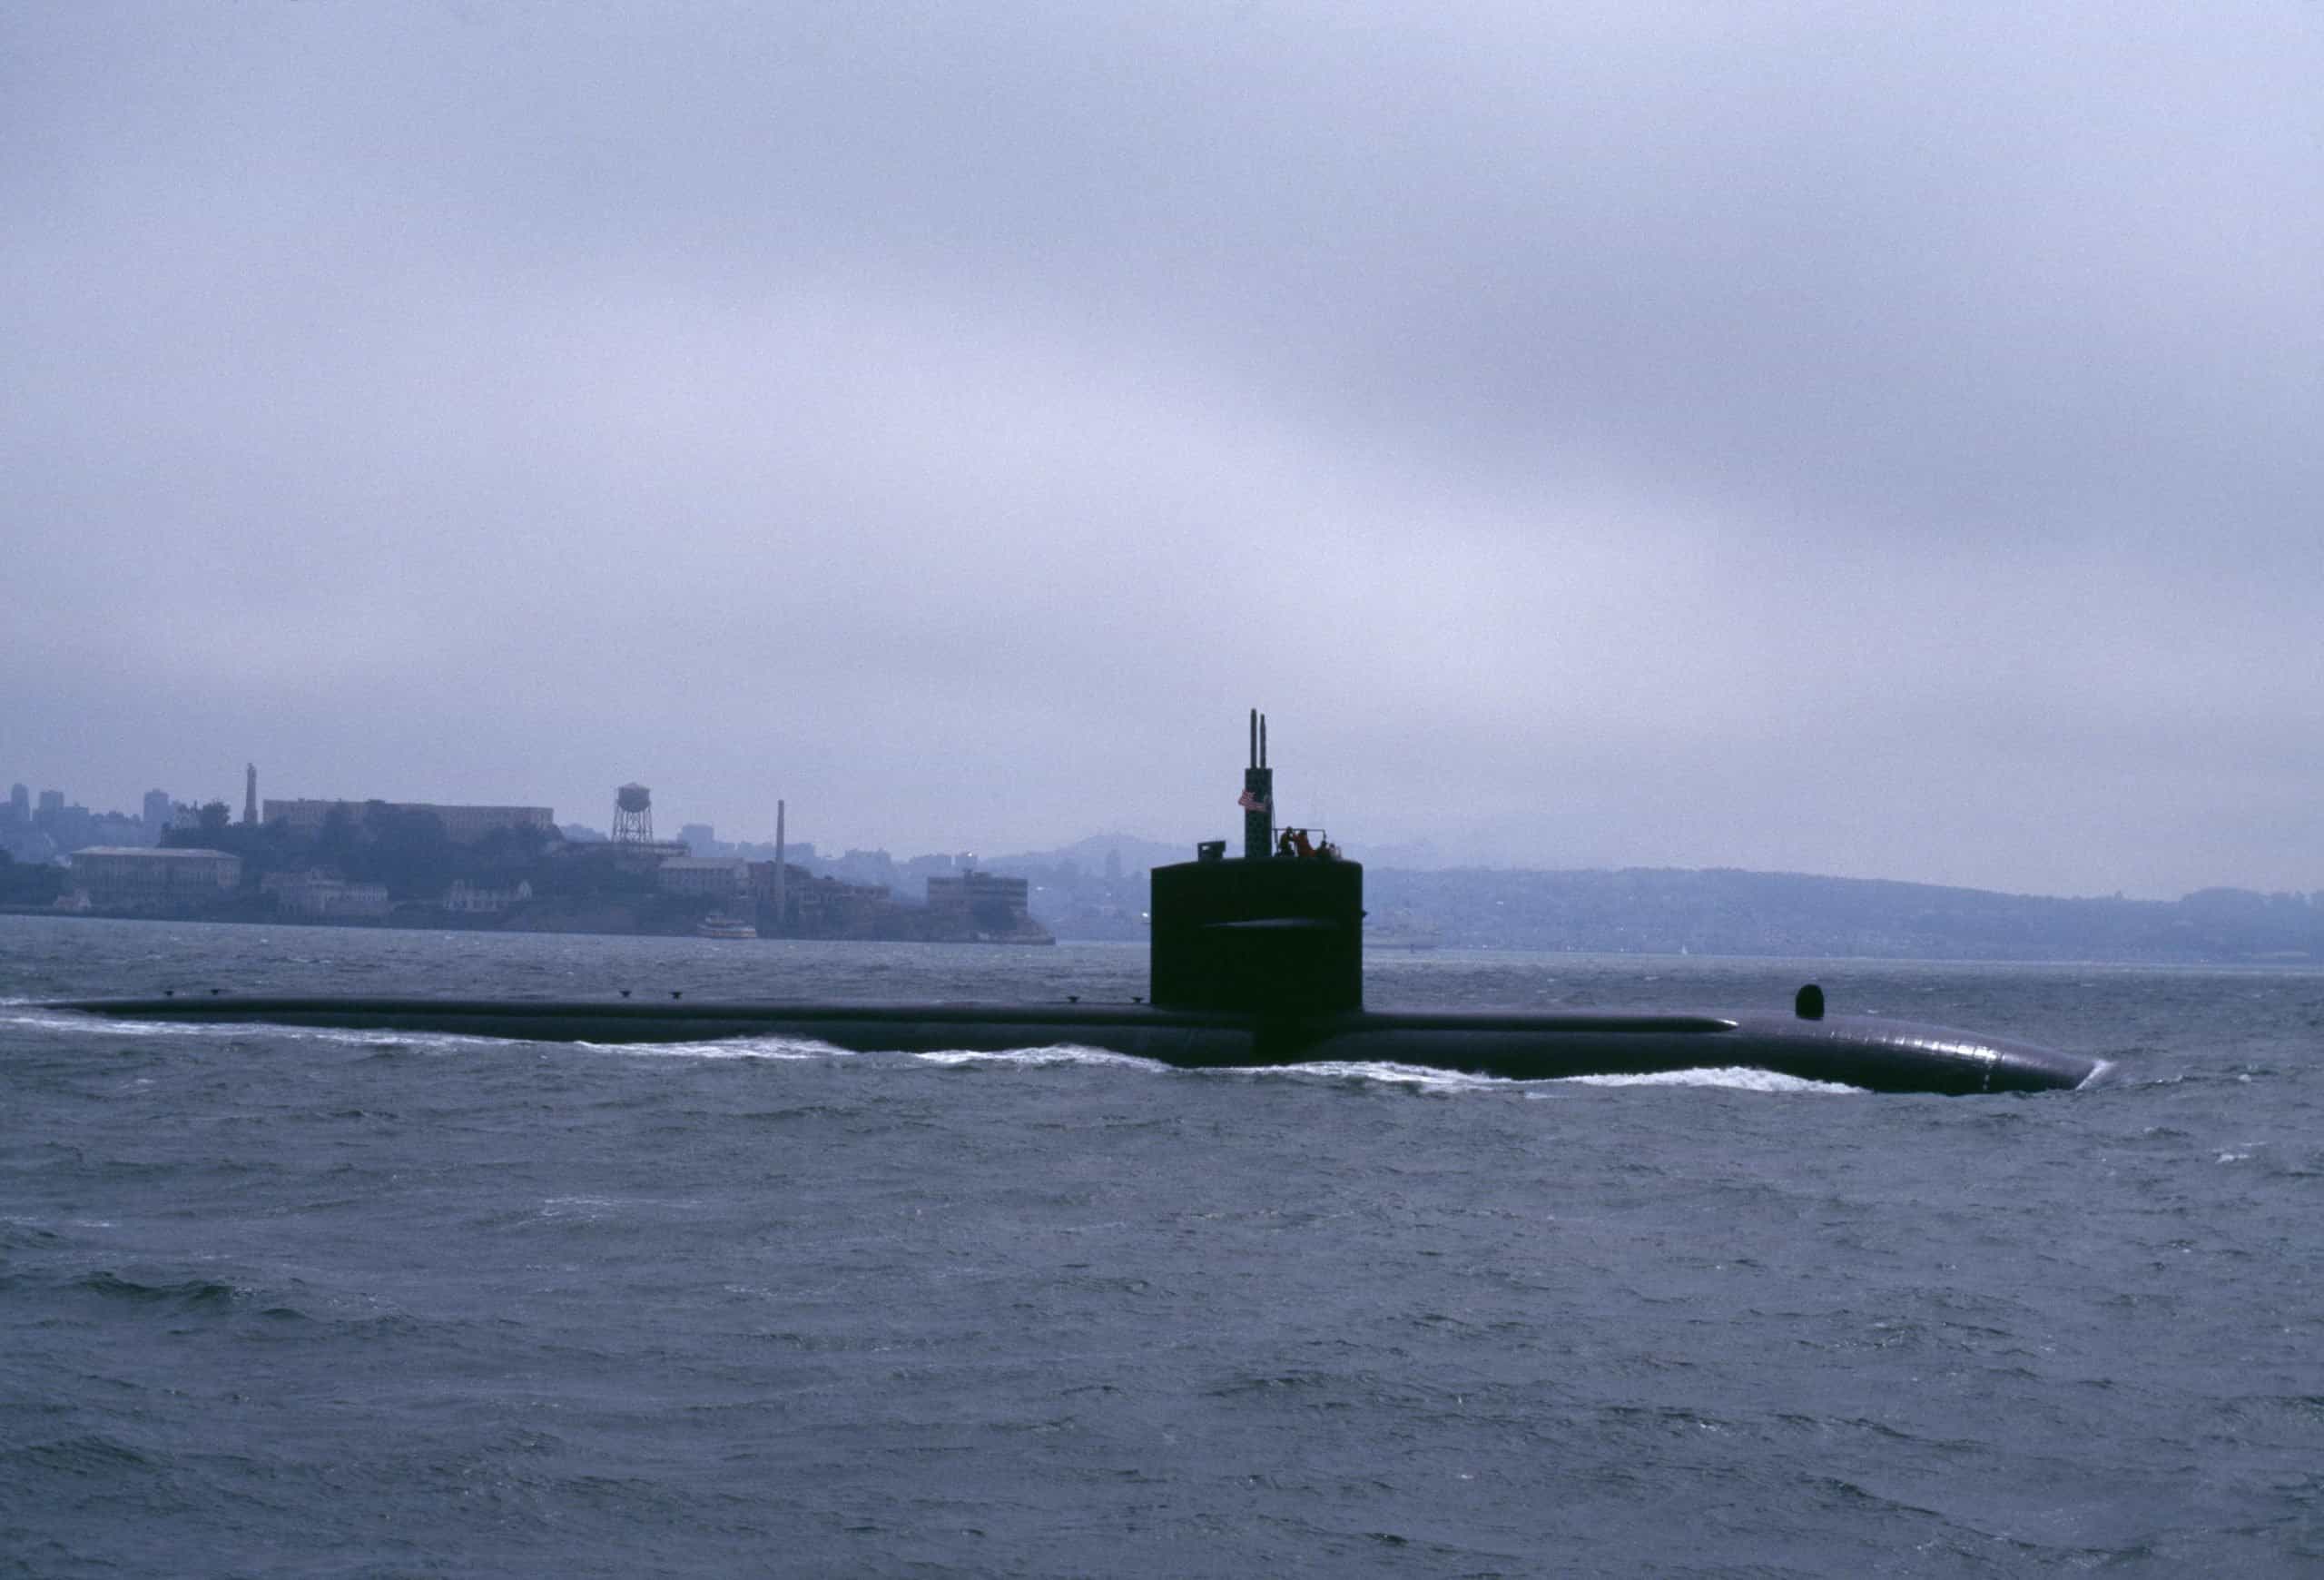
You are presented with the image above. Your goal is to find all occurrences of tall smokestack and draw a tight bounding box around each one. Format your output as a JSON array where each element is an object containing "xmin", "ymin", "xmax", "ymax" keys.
[
  {"xmin": 243, "ymin": 764, "xmax": 257, "ymax": 825},
  {"xmin": 773, "ymin": 799, "xmax": 787, "ymax": 935}
]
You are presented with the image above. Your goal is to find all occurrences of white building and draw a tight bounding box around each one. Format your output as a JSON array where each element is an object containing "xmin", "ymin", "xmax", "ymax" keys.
[
  {"xmin": 262, "ymin": 871, "xmax": 391, "ymax": 918},
  {"xmin": 444, "ymin": 878, "xmax": 533, "ymax": 913},
  {"xmin": 656, "ymin": 856, "xmax": 748, "ymax": 897},
  {"xmin": 67, "ymin": 847, "xmax": 241, "ymax": 908},
  {"xmin": 262, "ymin": 799, "xmax": 555, "ymax": 844}
]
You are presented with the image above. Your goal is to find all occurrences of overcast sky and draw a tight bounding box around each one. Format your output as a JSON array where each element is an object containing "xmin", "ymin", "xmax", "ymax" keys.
[{"xmin": 5, "ymin": 2, "xmax": 2318, "ymax": 898}]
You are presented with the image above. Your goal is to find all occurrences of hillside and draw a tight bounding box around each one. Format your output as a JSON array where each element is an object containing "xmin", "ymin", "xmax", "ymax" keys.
[{"xmin": 1362, "ymin": 867, "xmax": 2323, "ymax": 963}]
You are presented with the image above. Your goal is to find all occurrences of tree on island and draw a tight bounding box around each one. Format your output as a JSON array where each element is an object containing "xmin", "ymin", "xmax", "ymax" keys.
[
  {"xmin": 473, "ymin": 823, "xmax": 553, "ymax": 874},
  {"xmin": 0, "ymin": 849, "xmax": 64, "ymax": 905},
  {"xmin": 318, "ymin": 805, "xmax": 360, "ymax": 874},
  {"xmin": 360, "ymin": 805, "xmax": 455, "ymax": 896}
]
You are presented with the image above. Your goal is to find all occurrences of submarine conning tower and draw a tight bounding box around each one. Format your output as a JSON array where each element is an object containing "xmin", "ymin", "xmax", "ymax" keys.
[{"xmin": 1149, "ymin": 710, "xmax": 1364, "ymax": 1016}]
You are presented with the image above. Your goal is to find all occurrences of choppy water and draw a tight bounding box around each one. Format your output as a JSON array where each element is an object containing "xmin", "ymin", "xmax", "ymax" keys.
[{"xmin": 4, "ymin": 915, "xmax": 2319, "ymax": 1576}]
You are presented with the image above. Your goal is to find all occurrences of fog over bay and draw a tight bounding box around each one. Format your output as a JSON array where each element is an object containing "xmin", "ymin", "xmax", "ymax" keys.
[{"xmin": 5, "ymin": 3, "xmax": 2317, "ymax": 899}]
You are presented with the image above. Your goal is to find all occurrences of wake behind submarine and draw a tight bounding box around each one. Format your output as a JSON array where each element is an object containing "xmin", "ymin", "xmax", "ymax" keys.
[{"xmin": 54, "ymin": 714, "xmax": 2098, "ymax": 1094}]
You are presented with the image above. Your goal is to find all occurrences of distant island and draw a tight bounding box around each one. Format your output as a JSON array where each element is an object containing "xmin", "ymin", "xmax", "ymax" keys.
[{"xmin": 2, "ymin": 797, "xmax": 1051, "ymax": 946}]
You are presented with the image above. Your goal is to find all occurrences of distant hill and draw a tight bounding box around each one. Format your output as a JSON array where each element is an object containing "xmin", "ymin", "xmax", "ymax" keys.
[
  {"xmin": 1364, "ymin": 866, "xmax": 2324, "ymax": 963},
  {"xmin": 980, "ymin": 834, "xmax": 2323, "ymax": 962},
  {"xmin": 980, "ymin": 832, "xmax": 1191, "ymax": 878}
]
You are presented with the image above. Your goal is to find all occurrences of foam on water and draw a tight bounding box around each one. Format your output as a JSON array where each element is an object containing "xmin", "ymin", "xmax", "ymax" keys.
[
  {"xmin": 583, "ymin": 1034, "xmax": 850, "ymax": 1062},
  {"xmin": 913, "ymin": 1043, "xmax": 1165, "ymax": 1071},
  {"xmin": 1229, "ymin": 1059, "xmax": 1521, "ymax": 1092},
  {"xmin": 0, "ymin": 1006, "xmax": 226, "ymax": 1040},
  {"xmin": 1553, "ymin": 1064, "xmax": 1867, "ymax": 1093},
  {"xmin": 0, "ymin": 1006, "xmax": 517, "ymax": 1053}
]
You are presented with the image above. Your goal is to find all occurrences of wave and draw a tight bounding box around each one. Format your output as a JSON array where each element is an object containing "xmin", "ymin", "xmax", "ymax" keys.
[
  {"xmin": 583, "ymin": 1035, "xmax": 852, "ymax": 1061},
  {"xmin": 0, "ymin": 1006, "xmax": 516, "ymax": 1054},
  {"xmin": 1552, "ymin": 1066, "xmax": 1866, "ymax": 1093},
  {"xmin": 15, "ymin": 1007, "xmax": 852, "ymax": 1062},
  {"xmin": 0, "ymin": 1006, "xmax": 227, "ymax": 1040},
  {"xmin": 3, "ymin": 1435, "xmax": 159, "ymax": 1477},
  {"xmin": 73, "ymin": 1269, "xmax": 243, "ymax": 1308},
  {"xmin": 915, "ymin": 1044, "xmax": 1166, "ymax": 1071},
  {"xmin": 1225, "ymin": 1060, "xmax": 1519, "ymax": 1092},
  {"xmin": 1216, "ymin": 1060, "xmax": 1866, "ymax": 1094},
  {"xmin": 31, "ymin": 1266, "xmax": 432, "ymax": 1332}
]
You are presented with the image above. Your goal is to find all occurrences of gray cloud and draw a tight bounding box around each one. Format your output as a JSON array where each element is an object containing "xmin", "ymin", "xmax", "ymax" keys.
[{"xmin": 5, "ymin": 2, "xmax": 2318, "ymax": 897}]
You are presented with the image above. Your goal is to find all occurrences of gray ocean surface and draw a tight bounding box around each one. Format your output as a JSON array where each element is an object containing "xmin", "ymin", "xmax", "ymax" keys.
[{"xmin": 2, "ymin": 914, "xmax": 2319, "ymax": 1577}]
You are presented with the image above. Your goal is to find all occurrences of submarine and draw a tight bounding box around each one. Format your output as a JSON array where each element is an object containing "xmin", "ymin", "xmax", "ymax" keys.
[{"xmin": 53, "ymin": 713, "xmax": 2100, "ymax": 1095}]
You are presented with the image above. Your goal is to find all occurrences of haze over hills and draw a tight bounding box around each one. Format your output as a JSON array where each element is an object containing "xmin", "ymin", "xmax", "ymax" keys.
[
  {"xmin": 683, "ymin": 809, "xmax": 2324, "ymax": 962},
  {"xmin": 1359, "ymin": 866, "xmax": 2323, "ymax": 964},
  {"xmin": 970, "ymin": 834, "xmax": 2324, "ymax": 964}
]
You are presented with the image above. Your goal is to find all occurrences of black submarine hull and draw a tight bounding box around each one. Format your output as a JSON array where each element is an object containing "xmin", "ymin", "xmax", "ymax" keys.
[{"xmin": 49, "ymin": 996, "xmax": 2100, "ymax": 1094}]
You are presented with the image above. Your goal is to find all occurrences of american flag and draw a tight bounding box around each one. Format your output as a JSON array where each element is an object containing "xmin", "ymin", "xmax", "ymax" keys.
[{"xmin": 1237, "ymin": 790, "xmax": 1270, "ymax": 813}]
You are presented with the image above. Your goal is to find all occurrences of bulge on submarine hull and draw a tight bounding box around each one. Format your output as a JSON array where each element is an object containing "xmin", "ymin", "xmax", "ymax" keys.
[{"xmin": 50, "ymin": 711, "xmax": 2101, "ymax": 1094}]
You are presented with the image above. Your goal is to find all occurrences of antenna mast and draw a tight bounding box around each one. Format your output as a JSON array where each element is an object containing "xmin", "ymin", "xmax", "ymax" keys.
[{"xmin": 1242, "ymin": 707, "xmax": 1275, "ymax": 859}]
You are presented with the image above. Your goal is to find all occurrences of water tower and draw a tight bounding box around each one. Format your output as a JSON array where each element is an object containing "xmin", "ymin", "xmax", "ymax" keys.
[{"xmin": 612, "ymin": 783, "xmax": 654, "ymax": 844}]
